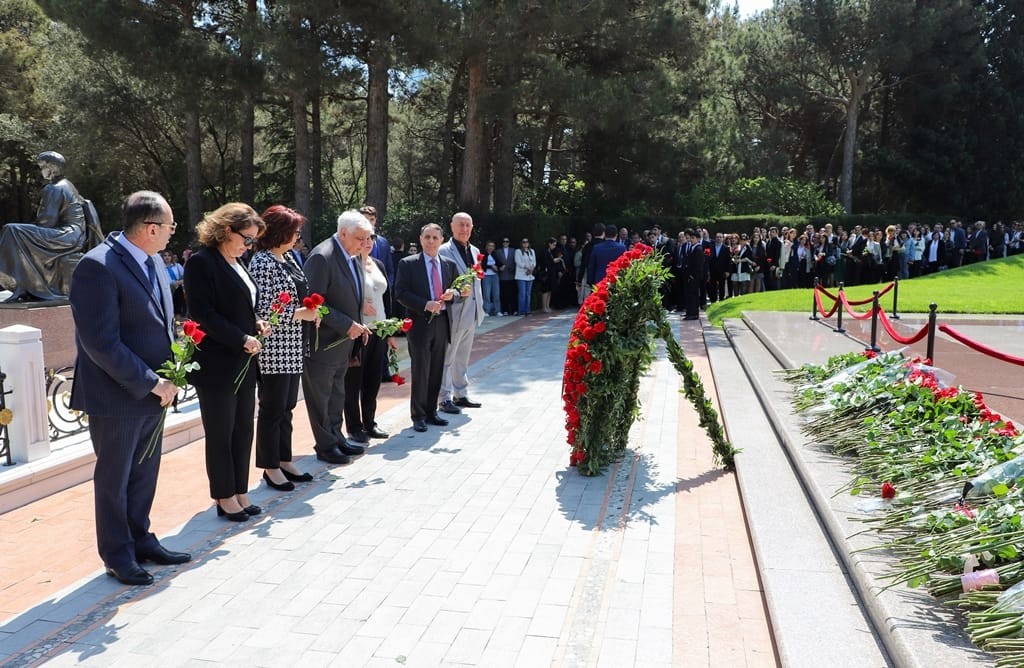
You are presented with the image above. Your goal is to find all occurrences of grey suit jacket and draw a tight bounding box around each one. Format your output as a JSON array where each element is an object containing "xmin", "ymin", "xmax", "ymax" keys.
[
  {"xmin": 439, "ymin": 239, "xmax": 485, "ymax": 328},
  {"xmin": 304, "ymin": 234, "xmax": 363, "ymax": 357}
]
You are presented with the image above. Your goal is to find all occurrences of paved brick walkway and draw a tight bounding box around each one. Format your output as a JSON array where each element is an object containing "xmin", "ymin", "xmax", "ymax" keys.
[{"xmin": 0, "ymin": 312, "xmax": 775, "ymax": 667}]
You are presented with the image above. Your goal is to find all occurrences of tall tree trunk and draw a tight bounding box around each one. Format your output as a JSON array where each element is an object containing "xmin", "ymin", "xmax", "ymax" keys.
[
  {"xmin": 546, "ymin": 116, "xmax": 563, "ymax": 181},
  {"xmin": 293, "ymin": 91, "xmax": 311, "ymax": 223},
  {"xmin": 492, "ymin": 62, "xmax": 518, "ymax": 215},
  {"xmin": 185, "ymin": 104, "xmax": 204, "ymax": 229},
  {"xmin": 438, "ymin": 60, "xmax": 466, "ymax": 212},
  {"xmin": 459, "ymin": 50, "xmax": 488, "ymax": 214},
  {"xmin": 366, "ymin": 43, "xmax": 390, "ymax": 216},
  {"xmin": 840, "ymin": 68, "xmax": 872, "ymax": 214},
  {"xmin": 239, "ymin": 0, "xmax": 257, "ymax": 204},
  {"xmin": 311, "ymin": 87, "xmax": 323, "ymax": 221}
]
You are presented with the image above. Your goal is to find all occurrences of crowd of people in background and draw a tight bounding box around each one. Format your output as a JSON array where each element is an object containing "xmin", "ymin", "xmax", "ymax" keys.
[
  {"xmin": 163, "ymin": 216, "xmax": 1023, "ymax": 324},
  {"xmin": 368, "ymin": 218, "xmax": 1020, "ymax": 320}
]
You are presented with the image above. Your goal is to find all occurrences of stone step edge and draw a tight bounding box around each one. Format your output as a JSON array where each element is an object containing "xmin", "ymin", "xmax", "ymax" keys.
[
  {"xmin": 705, "ymin": 321, "xmax": 888, "ymax": 666},
  {"xmin": 726, "ymin": 315, "xmax": 985, "ymax": 667}
]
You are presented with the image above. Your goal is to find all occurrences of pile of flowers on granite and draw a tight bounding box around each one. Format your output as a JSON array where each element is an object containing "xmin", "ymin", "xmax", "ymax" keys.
[
  {"xmin": 784, "ymin": 351, "xmax": 1024, "ymax": 661},
  {"xmin": 563, "ymin": 244, "xmax": 735, "ymax": 476}
]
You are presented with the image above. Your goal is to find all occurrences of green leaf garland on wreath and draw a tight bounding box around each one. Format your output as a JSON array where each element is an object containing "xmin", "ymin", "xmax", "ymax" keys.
[{"xmin": 563, "ymin": 243, "xmax": 737, "ymax": 475}]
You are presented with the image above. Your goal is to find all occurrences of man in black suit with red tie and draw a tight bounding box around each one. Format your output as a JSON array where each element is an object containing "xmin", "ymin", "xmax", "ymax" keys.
[
  {"xmin": 394, "ymin": 223, "xmax": 458, "ymax": 432},
  {"xmin": 68, "ymin": 191, "xmax": 191, "ymax": 586}
]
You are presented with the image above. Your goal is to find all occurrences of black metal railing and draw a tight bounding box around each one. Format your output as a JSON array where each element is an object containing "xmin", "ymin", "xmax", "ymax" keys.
[
  {"xmin": 45, "ymin": 365, "xmax": 196, "ymax": 441},
  {"xmin": 0, "ymin": 368, "xmax": 12, "ymax": 466}
]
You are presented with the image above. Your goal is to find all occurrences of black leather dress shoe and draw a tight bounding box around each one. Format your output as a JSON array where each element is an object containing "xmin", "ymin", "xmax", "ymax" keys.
[
  {"xmin": 339, "ymin": 441, "xmax": 365, "ymax": 456},
  {"xmin": 347, "ymin": 429, "xmax": 370, "ymax": 444},
  {"xmin": 366, "ymin": 426, "xmax": 390, "ymax": 439},
  {"xmin": 137, "ymin": 545, "xmax": 192, "ymax": 566},
  {"xmin": 425, "ymin": 413, "xmax": 449, "ymax": 427},
  {"xmin": 243, "ymin": 504, "xmax": 262, "ymax": 516},
  {"xmin": 316, "ymin": 446, "xmax": 352, "ymax": 465},
  {"xmin": 439, "ymin": 399, "xmax": 462, "ymax": 414},
  {"xmin": 106, "ymin": 563, "xmax": 154, "ymax": 586},
  {"xmin": 412, "ymin": 418, "xmax": 428, "ymax": 432},
  {"xmin": 453, "ymin": 397, "xmax": 482, "ymax": 408}
]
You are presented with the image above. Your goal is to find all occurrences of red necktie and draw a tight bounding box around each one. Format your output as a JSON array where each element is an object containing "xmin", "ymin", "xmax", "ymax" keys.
[{"xmin": 430, "ymin": 258, "xmax": 442, "ymax": 301}]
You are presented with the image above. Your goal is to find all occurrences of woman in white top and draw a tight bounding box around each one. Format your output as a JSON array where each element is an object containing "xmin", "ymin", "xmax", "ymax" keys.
[
  {"xmin": 343, "ymin": 231, "xmax": 398, "ymax": 443},
  {"xmin": 513, "ymin": 237, "xmax": 536, "ymax": 315}
]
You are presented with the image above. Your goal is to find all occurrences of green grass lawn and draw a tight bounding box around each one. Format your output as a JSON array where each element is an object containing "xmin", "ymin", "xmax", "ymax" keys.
[{"xmin": 706, "ymin": 254, "xmax": 1024, "ymax": 326}]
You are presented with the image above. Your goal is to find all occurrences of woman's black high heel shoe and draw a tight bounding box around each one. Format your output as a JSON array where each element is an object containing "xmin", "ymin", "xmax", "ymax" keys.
[
  {"xmin": 281, "ymin": 469, "xmax": 313, "ymax": 483},
  {"xmin": 216, "ymin": 503, "xmax": 250, "ymax": 522},
  {"xmin": 263, "ymin": 471, "xmax": 295, "ymax": 492},
  {"xmin": 243, "ymin": 504, "xmax": 262, "ymax": 516}
]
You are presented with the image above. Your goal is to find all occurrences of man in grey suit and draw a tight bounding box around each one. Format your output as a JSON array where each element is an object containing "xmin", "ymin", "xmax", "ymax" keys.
[
  {"xmin": 68, "ymin": 191, "xmax": 191, "ymax": 586},
  {"xmin": 302, "ymin": 210, "xmax": 372, "ymax": 465},
  {"xmin": 438, "ymin": 212, "xmax": 485, "ymax": 414}
]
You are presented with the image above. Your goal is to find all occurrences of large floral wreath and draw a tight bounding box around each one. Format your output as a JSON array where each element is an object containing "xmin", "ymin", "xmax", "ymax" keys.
[{"xmin": 563, "ymin": 243, "xmax": 736, "ymax": 476}]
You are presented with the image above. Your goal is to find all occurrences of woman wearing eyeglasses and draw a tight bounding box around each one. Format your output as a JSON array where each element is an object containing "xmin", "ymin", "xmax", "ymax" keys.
[
  {"xmin": 249, "ymin": 206, "xmax": 322, "ymax": 492},
  {"xmin": 183, "ymin": 203, "xmax": 269, "ymax": 522},
  {"xmin": 513, "ymin": 238, "xmax": 536, "ymax": 316}
]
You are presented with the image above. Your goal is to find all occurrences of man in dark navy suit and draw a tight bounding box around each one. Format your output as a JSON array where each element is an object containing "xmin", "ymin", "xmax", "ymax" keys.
[
  {"xmin": 69, "ymin": 191, "xmax": 191, "ymax": 586},
  {"xmin": 587, "ymin": 223, "xmax": 625, "ymax": 286},
  {"xmin": 394, "ymin": 223, "xmax": 458, "ymax": 432}
]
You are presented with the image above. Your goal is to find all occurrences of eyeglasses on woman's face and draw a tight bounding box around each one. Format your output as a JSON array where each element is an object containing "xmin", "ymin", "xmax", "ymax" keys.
[{"xmin": 235, "ymin": 230, "xmax": 257, "ymax": 247}]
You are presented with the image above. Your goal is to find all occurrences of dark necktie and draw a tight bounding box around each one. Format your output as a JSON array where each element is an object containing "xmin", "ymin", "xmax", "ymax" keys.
[
  {"xmin": 350, "ymin": 257, "xmax": 363, "ymax": 304},
  {"xmin": 145, "ymin": 256, "xmax": 166, "ymax": 316}
]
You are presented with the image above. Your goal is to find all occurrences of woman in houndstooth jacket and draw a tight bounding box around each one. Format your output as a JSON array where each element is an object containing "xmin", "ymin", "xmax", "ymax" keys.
[{"xmin": 250, "ymin": 206, "xmax": 321, "ymax": 491}]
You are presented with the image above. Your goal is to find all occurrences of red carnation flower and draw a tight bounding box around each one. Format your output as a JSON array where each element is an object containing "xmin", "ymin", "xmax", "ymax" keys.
[
  {"xmin": 593, "ymin": 321, "xmax": 606, "ymax": 333},
  {"xmin": 401, "ymin": 318, "xmax": 413, "ymax": 332},
  {"xmin": 392, "ymin": 374, "xmax": 406, "ymax": 385},
  {"xmin": 309, "ymin": 293, "xmax": 325, "ymax": 307},
  {"xmin": 881, "ymin": 482, "xmax": 896, "ymax": 500},
  {"xmin": 303, "ymin": 296, "xmax": 315, "ymax": 309},
  {"xmin": 278, "ymin": 291, "xmax": 292, "ymax": 305}
]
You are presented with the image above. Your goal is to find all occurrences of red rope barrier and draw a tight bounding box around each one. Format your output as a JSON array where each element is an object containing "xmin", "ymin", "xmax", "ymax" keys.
[
  {"xmin": 877, "ymin": 309, "xmax": 930, "ymax": 345},
  {"xmin": 875, "ymin": 281, "xmax": 895, "ymax": 299},
  {"xmin": 839, "ymin": 291, "xmax": 876, "ymax": 320},
  {"xmin": 814, "ymin": 288, "xmax": 840, "ymax": 318},
  {"xmin": 938, "ymin": 324, "xmax": 1024, "ymax": 367},
  {"xmin": 817, "ymin": 286, "xmax": 839, "ymax": 303},
  {"xmin": 843, "ymin": 281, "xmax": 895, "ymax": 306}
]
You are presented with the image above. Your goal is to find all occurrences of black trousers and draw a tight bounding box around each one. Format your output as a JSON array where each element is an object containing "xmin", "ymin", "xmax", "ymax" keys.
[
  {"xmin": 255, "ymin": 372, "xmax": 300, "ymax": 469},
  {"xmin": 499, "ymin": 279, "xmax": 516, "ymax": 314},
  {"xmin": 302, "ymin": 340, "xmax": 354, "ymax": 451},
  {"xmin": 407, "ymin": 314, "xmax": 450, "ymax": 420},
  {"xmin": 89, "ymin": 413, "xmax": 163, "ymax": 569},
  {"xmin": 684, "ymin": 275, "xmax": 702, "ymax": 317},
  {"xmin": 195, "ymin": 366, "xmax": 257, "ymax": 499},
  {"xmin": 344, "ymin": 333, "xmax": 387, "ymax": 432}
]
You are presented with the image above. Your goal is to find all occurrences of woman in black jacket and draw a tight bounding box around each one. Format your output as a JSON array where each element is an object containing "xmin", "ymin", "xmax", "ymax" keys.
[{"xmin": 184, "ymin": 203, "xmax": 268, "ymax": 522}]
